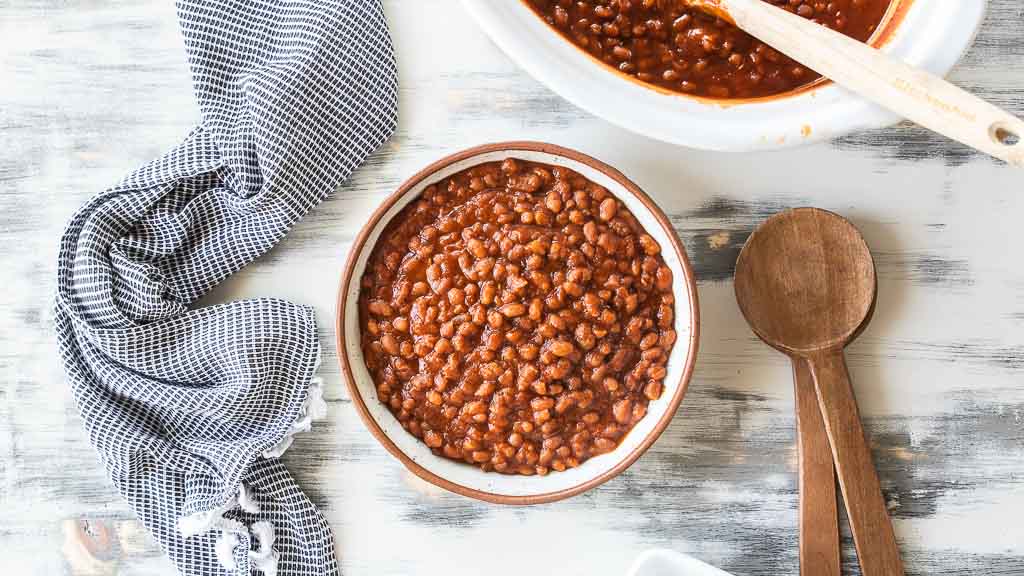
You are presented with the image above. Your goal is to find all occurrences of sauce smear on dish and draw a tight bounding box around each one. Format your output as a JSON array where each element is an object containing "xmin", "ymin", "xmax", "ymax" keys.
[
  {"xmin": 525, "ymin": 0, "xmax": 892, "ymax": 98},
  {"xmin": 359, "ymin": 158, "xmax": 677, "ymax": 475}
]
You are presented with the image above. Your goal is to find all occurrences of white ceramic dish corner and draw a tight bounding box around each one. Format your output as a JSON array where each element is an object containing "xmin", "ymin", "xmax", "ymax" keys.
[
  {"xmin": 337, "ymin": 142, "xmax": 700, "ymax": 504},
  {"xmin": 460, "ymin": 0, "xmax": 987, "ymax": 151},
  {"xmin": 628, "ymin": 549, "xmax": 736, "ymax": 576}
]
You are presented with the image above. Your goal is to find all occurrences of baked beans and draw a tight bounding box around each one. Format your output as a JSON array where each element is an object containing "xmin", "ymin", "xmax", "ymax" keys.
[
  {"xmin": 525, "ymin": 0, "xmax": 892, "ymax": 98},
  {"xmin": 359, "ymin": 158, "xmax": 677, "ymax": 475}
]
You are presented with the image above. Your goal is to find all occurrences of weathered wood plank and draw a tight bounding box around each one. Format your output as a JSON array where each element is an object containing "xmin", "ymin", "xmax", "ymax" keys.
[{"xmin": 2, "ymin": 1, "xmax": 1023, "ymax": 575}]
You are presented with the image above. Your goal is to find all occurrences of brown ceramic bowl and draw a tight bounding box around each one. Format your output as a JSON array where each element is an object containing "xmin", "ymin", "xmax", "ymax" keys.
[{"xmin": 336, "ymin": 142, "xmax": 700, "ymax": 504}]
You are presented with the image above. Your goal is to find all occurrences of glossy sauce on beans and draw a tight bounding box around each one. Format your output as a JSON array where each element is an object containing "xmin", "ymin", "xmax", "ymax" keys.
[
  {"xmin": 359, "ymin": 159, "xmax": 676, "ymax": 476},
  {"xmin": 525, "ymin": 0, "xmax": 892, "ymax": 99}
]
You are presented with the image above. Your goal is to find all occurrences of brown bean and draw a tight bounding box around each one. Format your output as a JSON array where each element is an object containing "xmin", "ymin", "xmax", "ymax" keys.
[
  {"xmin": 380, "ymin": 334, "xmax": 399, "ymax": 355},
  {"xmin": 644, "ymin": 380, "xmax": 664, "ymax": 401},
  {"xmin": 655, "ymin": 266, "xmax": 673, "ymax": 291},
  {"xmin": 657, "ymin": 303, "xmax": 674, "ymax": 328},
  {"xmin": 545, "ymin": 190, "xmax": 563, "ymax": 213},
  {"xmin": 424, "ymin": 430, "xmax": 443, "ymax": 448},
  {"xmin": 480, "ymin": 362, "xmax": 503, "ymax": 380},
  {"xmin": 531, "ymin": 397, "xmax": 555, "ymax": 411},
  {"xmin": 528, "ymin": 298, "xmax": 543, "ymax": 321},
  {"xmin": 448, "ymin": 287, "xmax": 465, "ymax": 305},
  {"xmin": 612, "ymin": 399, "xmax": 633, "ymax": 424},
  {"xmin": 641, "ymin": 347, "xmax": 663, "ymax": 361},
  {"xmin": 598, "ymin": 198, "xmax": 618, "ymax": 221},
  {"xmin": 647, "ymin": 365, "xmax": 667, "ymax": 379},
  {"xmin": 508, "ymin": 432, "xmax": 524, "ymax": 447},
  {"xmin": 480, "ymin": 281, "xmax": 497, "ymax": 305},
  {"xmin": 500, "ymin": 302, "xmax": 525, "ymax": 317},
  {"xmin": 639, "ymin": 234, "xmax": 660, "ymax": 255},
  {"xmin": 554, "ymin": 394, "xmax": 575, "ymax": 414},
  {"xmin": 468, "ymin": 238, "xmax": 487, "ymax": 258},
  {"xmin": 533, "ymin": 409, "xmax": 552, "ymax": 424},
  {"xmin": 549, "ymin": 340, "xmax": 574, "ymax": 357},
  {"xmin": 632, "ymin": 402, "xmax": 648, "ymax": 421},
  {"xmin": 475, "ymin": 381, "xmax": 496, "ymax": 398},
  {"xmin": 639, "ymin": 332, "xmax": 658, "ymax": 350}
]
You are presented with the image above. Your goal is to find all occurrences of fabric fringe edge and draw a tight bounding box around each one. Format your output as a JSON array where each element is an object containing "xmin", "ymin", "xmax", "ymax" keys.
[{"xmin": 177, "ymin": 352, "xmax": 326, "ymax": 574}]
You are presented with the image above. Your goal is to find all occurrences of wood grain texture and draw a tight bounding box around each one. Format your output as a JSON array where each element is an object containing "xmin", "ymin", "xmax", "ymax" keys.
[{"xmin": 2, "ymin": 1, "xmax": 1024, "ymax": 575}]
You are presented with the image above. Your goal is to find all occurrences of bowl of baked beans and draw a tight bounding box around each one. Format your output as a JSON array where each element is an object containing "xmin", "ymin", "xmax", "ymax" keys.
[
  {"xmin": 337, "ymin": 142, "xmax": 699, "ymax": 504},
  {"xmin": 461, "ymin": 0, "xmax": 986, "ymax": 150}
]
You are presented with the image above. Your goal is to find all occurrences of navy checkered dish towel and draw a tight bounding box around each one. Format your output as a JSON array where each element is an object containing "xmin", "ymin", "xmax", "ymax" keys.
[{"xmin": 53, "ymin": 1, "xmax": 397, "ymax": 574}]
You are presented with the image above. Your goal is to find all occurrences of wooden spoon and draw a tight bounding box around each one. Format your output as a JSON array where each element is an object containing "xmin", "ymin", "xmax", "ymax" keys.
[
  {"xmin": 682, "ymin": 0, "xmax": 1024, "ymax": 166},
  {"xmin": 792, "ymin": 358, "xmax": 840, "ymax": 576},
  {"xmin": 734, "ymin": 208, "xmax": 903, "ymax": 576},
  {"xmin": 789, "ymin": 280, "xmax": 878, "ymax": 576},
  {"xmin": 790, "ymin": 267, "xmax": 878, "ymax": 576}
]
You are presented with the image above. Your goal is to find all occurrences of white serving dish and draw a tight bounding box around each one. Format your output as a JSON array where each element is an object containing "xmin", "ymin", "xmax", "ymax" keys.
[
  {"xmin": 628, "ymin": 549, "xmax": 736, "ymax": 576},
  {"xmin": 460, "ymin": 0, "xmax": 987, "ymax": 151}
]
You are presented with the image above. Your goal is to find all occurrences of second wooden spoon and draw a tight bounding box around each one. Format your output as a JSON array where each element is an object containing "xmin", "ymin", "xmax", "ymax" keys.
[{"xmin": 793, "ymin": 358, "xmax": 840, "ymax": 576}]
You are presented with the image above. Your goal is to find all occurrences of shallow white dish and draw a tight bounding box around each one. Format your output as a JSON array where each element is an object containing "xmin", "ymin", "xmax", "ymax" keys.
[
  {"xmin": 337, "ymin": 142, "xmax": 700, "ymax": 504},
  {"xmin": 628, "ymin": 549, "xmax": 736, "ymax": 576},
  {"xmin": 460, "ymin": 0, "xmax": 987, "ymax": 151}
]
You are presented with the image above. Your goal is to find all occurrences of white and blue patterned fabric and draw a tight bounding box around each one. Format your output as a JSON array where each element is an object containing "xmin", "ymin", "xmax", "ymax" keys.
[{"xmin": 53, "ymin": 1, "xmax": 398, "ymax": 574}]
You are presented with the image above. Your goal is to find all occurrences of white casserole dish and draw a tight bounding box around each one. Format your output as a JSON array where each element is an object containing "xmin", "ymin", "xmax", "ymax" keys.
[{"xmin": 461, "ymin": 0, "xmax": 988, "ymax": 151}]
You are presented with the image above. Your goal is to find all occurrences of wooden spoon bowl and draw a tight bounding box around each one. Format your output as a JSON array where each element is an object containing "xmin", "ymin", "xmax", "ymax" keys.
[{"xmin": 734, "ymin": 208, "xmax": 876, "ymax": 355}]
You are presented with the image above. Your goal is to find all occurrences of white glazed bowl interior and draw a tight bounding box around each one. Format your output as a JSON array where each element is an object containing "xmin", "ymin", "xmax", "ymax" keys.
[
  {"xmin": 342, "ymin": 147, "xmax": 696, "ymax": 499},
  {"xmin": 461, "ymin": 0, "xmax": 987, "ymax": 151}
]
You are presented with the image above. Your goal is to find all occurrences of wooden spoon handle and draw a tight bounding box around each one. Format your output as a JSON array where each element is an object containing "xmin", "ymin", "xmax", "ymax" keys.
[
  {"xmin": 807, "ymin": 350, "xmax": 904, "ymax": 576},
  {"xmin": 793, "ymin": 358, "xmax": 840, "ymax": 576},
  {"xmin": 719, "ymin": 0, "xmax": 1024, "ymax": 167}
]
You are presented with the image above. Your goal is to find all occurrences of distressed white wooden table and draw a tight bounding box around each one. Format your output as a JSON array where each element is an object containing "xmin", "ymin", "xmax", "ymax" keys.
[{"xmin": 3, "ymin": 1, "xmax": 1023, "ymax": 575}]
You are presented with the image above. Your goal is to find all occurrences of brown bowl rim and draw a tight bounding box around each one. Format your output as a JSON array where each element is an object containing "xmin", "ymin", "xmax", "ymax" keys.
[{"xmin": 335, "ymin": 141, "xmax": 701, "ymax": 505}]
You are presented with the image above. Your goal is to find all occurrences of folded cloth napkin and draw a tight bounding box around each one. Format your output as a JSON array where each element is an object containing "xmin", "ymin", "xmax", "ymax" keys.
[{"xmin": 53, "ymin": 1, "xmax": 398, "ymax": 574}]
